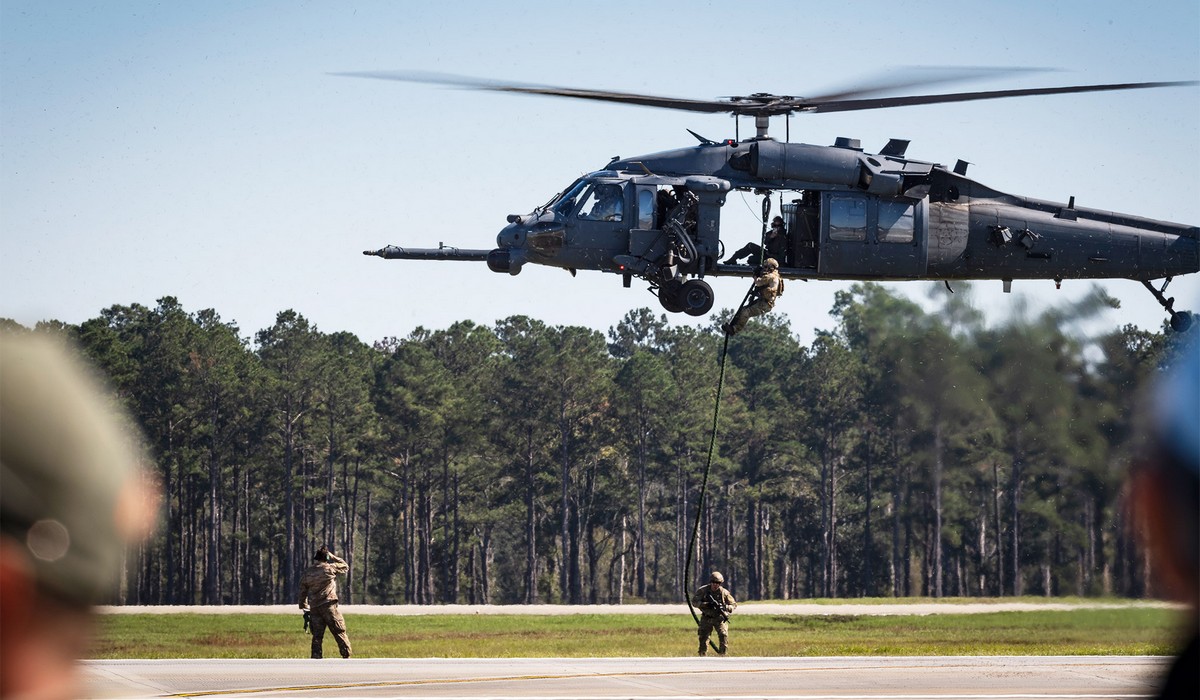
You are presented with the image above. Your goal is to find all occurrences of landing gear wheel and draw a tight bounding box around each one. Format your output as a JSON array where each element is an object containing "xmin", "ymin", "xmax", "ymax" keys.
[
  {"xmin": 658, "ymin": 280, "xmax": 685, "ymax": 313},
  {"xmin": 1170, "ymin": 311, "xmax": 1194, "ymax": 333},
  {"xmin": 678, "ymin": 279, "xmax": 715, "ymax": 317}
]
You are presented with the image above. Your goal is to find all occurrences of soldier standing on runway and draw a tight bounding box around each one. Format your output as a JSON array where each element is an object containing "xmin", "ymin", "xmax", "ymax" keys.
[
  {"xmin": 691, "ymin": 571, "xmax": 737, "ymax": 656},
  {"xmin": 298, "ymin": 546, "xmax": 353, "ymax": 659}
]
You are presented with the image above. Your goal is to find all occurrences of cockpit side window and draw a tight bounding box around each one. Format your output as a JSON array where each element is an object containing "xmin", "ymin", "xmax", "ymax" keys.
[{"xmin": 576, "ymin": 183, "xmax": 624, "ymax": 222}]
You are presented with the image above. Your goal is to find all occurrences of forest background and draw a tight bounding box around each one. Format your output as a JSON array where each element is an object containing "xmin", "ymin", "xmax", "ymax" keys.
[{"xmin": 1, "ymin": 282, "xmax": 1188, "ymax": 607}]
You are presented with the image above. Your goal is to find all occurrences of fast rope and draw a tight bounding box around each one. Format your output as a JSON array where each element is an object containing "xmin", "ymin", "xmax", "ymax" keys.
[{"xmin": 683, "ymin": 280, "xmax": 756, "ymax": 653}]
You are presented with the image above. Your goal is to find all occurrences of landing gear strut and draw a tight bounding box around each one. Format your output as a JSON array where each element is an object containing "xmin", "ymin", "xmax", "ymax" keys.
[{"xmin": 1142, "ymin": 278, "xmax": 1194, "ymax": 333}]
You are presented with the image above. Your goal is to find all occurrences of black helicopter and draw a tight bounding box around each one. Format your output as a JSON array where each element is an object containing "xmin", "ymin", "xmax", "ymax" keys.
[{"xmin": 349, "ymin": 69, "xmax": 1199, "ymax": 331}]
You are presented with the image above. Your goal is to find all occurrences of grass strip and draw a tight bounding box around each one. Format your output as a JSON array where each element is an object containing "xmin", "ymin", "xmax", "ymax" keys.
[{"xmin": 93, "ymin": 608, "xmax": 1187, "ymax": 659}]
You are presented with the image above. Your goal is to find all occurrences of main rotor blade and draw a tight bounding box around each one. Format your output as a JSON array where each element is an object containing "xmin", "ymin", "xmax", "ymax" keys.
[
  {"xmin": 332, "ymin": 70, "xmax": 734, "ymax": 113},
  {"xmin": 334, "ymin": 70, "xmax": 1198, "ymax": 118},
  {"xmin": 756, "ymin": 66, "xmax": 1057, "ymax": 104},
  {"xmin": 800, "ymin": 80, "xmax": 1199, "ymax": 114}
]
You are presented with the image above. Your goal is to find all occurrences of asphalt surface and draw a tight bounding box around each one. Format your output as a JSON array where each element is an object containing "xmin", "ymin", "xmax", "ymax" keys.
[
  {"xmin": 84, "ymin": 656, "xmax": 1169, "ymax": 698},
  {"xmin": 87, "ymin": 603, "xmax": 1177, "ymax": 698}
]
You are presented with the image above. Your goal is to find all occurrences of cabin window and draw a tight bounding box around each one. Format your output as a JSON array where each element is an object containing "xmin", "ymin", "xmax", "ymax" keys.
[
  {"xmin": 829, "ymin": 194, "xmax": 867, "ymax": 241},
  {"xmin": 577, "ymin": 183, "xmax": 624, "ymax": 222},
  {"xmin": 877, "ymin": 200, "xmax": 915, "ymax": 243},
  {"xmin": 637, "ymin": 189, "xmax": 655, "ymax": 229}
]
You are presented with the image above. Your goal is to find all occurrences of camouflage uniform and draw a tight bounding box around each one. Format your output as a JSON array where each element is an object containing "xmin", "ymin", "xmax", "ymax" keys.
[
  {"xmin": 297, "ymin": 551, "xmax": 352, "ymax": 659},
  {"xmin": 691, "ymin": 573, "xmax": 737, "ymax": 655},
  {"xmin": 724, "ymin": 258, "xmax": 782, "ymax": 336},
  {"xmin": 725, "ymin": 217, "xmax": 789, "ymax": 266}
]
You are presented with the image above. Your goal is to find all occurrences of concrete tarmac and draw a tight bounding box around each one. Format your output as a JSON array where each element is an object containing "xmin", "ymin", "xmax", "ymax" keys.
[
  {"xmin": 88, "ymin": 604, "xmax": 1176, "ymax": 697},
  {"xmin": 84, "ymin": 656, "xmax": 1168, "ymax": 698}
]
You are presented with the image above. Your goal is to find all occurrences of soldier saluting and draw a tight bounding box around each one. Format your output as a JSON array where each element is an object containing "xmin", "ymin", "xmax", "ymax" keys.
[
  {"xmin": 297, "ymin": 546, "xmax": 353, "ymax": 659},
  {"xmin": 691, "ymin": 571, "xmax": 737, "ymax": 656}
]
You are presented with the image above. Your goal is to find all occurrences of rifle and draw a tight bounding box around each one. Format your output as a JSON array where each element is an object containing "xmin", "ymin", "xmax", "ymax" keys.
[{"xmin": 703, "ymin": 591, "xmax": 730, "ymax": 622}]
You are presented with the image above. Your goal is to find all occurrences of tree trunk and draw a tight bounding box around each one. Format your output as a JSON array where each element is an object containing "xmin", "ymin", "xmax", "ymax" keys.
[
  {"xmin": 993, "ymin": 460, "xmax": 1004, "ymax": 597},
  {"xmin": 419, "ymin": 476, "xmax": 433, "ymax": 604},
  {"xmin": 524, "ymin": 428, "xmax": 538, "ymax": 604},
  {"xmin": 362, "ymin": 490, "xmax": 371, "ymax": 604},
  {"xmin": 481, "ymin": 526, "xmax": 493, "ymax": 604},
  {"xmin": 863, "ymin": 430, "xmax": 873, "ymax": 598},
  {"xmin": 933, "ymin": 420, "xmax": 944, "ymax": 598},
  {"xmin": 1008, "ymin": 435, "xmax": 1024, "ymax": 596},
  {"xmin": 204, "ymin": 437, "xmax": 220, "ymax": 604},
  {"xmin": 559, "ymin": 411, "xmax": 571, "ymax": 603},
  {"xmin": 830, "ymin": 456, "xmax": 839, "ymax": 597},
  {"xmin": 636, "ymin": 442, "xmax": 647, "ymax": 599},
  {"xmin": 891, "ymin": 441, "xmax": 902, "ymax": 597},
  {"xmin": 820, "ymin": 453, "xmax": 830, "ymax": 597},
  {"xmin": 450, "ymin": 471, "xmax": 461, "ymax": 604},
  {"xmin": 746, "ymin": 499, "xmax": 760, "ymax": 599},
  {"xmin": 617, "ymin": 514, "xmax": 627, "ymax": 604},
  {"xmin": 283, "ymin": 402, "xmax": 297, "ymax": 597}
]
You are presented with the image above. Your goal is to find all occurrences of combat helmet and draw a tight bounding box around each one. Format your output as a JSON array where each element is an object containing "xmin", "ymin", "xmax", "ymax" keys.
[
  {"xmin": 763, "ymin": 258, "xmax": 779, "ymax": 271},
  {"xmin": 709, "ymin": 571, "xmax": 724, "ymax": 584}
]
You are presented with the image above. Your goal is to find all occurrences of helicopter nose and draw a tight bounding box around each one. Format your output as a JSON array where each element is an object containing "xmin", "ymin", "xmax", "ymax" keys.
[
  {"xmin": 497, "ymin": 226, "xmax": 526, "ymax": 249},
  {"xmin": 491, "ymin": 224, "xmax": 528, "ymax": 275}
]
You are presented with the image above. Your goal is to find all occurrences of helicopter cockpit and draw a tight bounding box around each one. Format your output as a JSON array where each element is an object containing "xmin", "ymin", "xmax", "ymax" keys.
[
  {"xmin": 488, "ymin": 170, "xmax": 727, "ymax": 314},
  {"xmin": 576, "ymin": 183, "xmax": 625, "ymax": 222}
]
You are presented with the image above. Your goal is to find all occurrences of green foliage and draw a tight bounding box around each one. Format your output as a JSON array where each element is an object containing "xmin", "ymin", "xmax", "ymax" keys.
[{"xmin": 42, "ymin": 285, "xmax": 1178, "ymax": 606}]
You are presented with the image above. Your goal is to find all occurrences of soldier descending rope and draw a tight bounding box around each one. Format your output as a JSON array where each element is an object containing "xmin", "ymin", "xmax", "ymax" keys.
[{"xmin": 723, "ymin": 258, "xmax": 783, "ymax": 336}]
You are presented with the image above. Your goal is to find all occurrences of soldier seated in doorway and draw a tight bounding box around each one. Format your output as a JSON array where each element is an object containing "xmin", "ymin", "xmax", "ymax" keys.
[{"xmin": 725, "ymin": 216, "xmax": 788, "ymax": 266}]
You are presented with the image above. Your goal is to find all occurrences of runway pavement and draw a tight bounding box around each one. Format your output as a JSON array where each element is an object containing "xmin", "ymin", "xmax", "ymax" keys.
[
  {"xmin": 87, "ymin": 604, "xmax": 1176, "ymax": 698},
  {"xmin": 84, "ymin": 656, "xmax": 1169, "ymax": 698}
]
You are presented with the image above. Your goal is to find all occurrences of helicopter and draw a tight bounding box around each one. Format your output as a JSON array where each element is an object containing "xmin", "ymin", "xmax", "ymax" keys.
[{"xmin": 348, "ymin": 69, "xmax": 1200, "ymax": 331}]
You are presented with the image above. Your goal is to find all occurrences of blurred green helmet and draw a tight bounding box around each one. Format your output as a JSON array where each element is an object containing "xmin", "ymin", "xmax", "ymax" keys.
[{"xmin": 0, "ymin": 333, "xmax": 158, "ymax": 605}]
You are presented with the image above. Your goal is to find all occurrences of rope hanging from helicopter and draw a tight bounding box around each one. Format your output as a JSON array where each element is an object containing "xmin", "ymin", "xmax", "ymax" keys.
[{"xmin": 682, "ymin": 222, "xmax": 763, "ymax": 652}]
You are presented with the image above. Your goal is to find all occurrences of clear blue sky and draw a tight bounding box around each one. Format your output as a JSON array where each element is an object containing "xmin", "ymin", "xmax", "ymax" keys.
[{"xmin": 2, "ymin": 0, "xmax": 1197, "ymax": 345}]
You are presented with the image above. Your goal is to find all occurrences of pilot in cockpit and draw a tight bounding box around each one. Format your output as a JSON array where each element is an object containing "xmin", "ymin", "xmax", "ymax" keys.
[{"xmin": 585, "ymin": 184, "xmax": 624, "ymax": 222}]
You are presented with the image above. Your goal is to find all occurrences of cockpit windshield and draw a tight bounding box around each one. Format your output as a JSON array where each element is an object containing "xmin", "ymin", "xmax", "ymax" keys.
[
  {"xmin": 540, "ymin": 178, "xmax": 582, "ymax": 213},
  {"xmin": 552, "ymin": 179, "xmax": 591, "ymax": 216}
]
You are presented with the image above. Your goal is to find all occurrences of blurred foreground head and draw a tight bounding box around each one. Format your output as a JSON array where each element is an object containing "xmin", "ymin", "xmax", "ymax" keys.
[
  {"xmin": 1131, "ymin": 328, "xmax": 1200, "ymax": 606},
  {"xmin": 1128, "ymin": 327, "xmax": 1199, "ymax": 699},
  {"xmin": 0, "ymin": 333, "xmax": 158, "ymax": 699}
]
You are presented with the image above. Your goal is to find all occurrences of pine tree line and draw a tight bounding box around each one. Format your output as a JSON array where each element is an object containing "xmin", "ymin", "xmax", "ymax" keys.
[{"xmin": 1, "ymin": 283, "xmax": 1181, "ymax": 604}]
